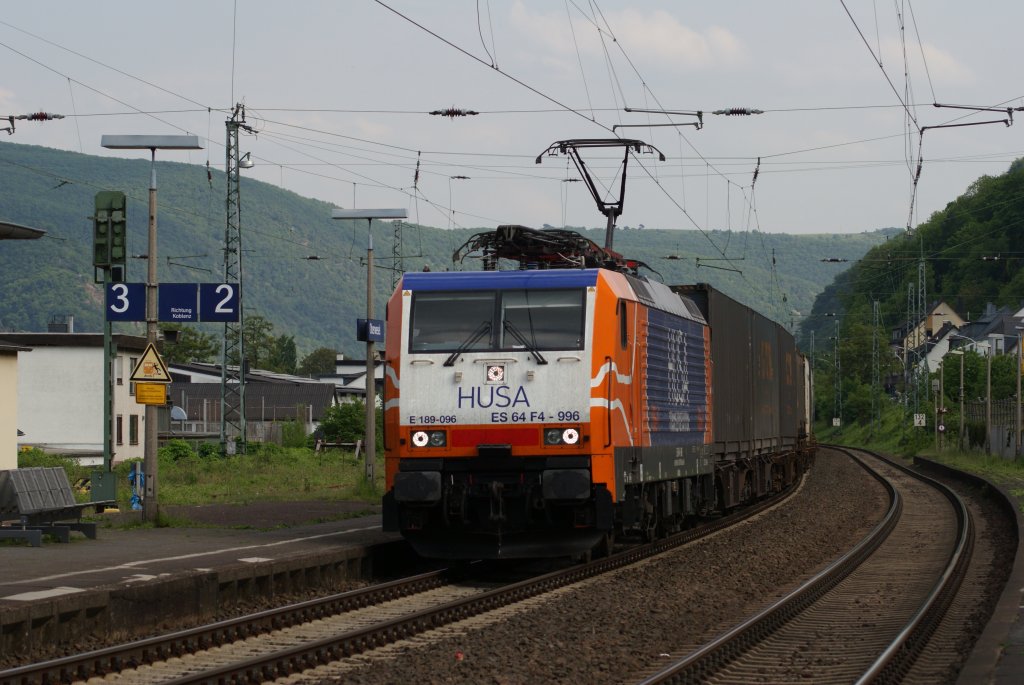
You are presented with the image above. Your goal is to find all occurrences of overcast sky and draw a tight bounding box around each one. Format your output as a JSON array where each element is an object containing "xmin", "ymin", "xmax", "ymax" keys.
[{"xmin": 2, "ymin": 1, "xmax": 1022, "ymax": 239}]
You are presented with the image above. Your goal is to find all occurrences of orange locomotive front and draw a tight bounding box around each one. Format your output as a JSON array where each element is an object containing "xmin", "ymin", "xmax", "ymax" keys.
[{"xmin": 382, "ymin": 268, "xmax": 714, "ymax": 559}]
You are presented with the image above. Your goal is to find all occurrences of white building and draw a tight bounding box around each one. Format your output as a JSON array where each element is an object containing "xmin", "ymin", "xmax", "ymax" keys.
[
  {"xmin": 0, "ymin": 342, "xmax": 30, "ymax": 470},
  {"xmin": 5, "ymin": 333, "xmax": 149, "ymax": 467}
]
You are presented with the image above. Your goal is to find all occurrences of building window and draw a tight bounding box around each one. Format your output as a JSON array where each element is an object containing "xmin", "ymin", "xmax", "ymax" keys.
[
  {"xmin": 116, "ymin": 415, "xmax": 124, "ymax": 446},
  {"xmin": 115, "ymin": 356, "xmax": 124, "ymax": 386},
  {"xmin": 129, "ymin": 415, "xmax": 139, "ymax": 445},
  {"xmin": 129, "ymin": 356, "xmax": 138, "ymax": 395}
]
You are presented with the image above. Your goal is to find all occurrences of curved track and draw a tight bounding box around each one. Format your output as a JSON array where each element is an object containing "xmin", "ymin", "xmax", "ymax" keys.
[{"xmin": 637, "ymin": 446, "xmax": 973, "ymax": 685}]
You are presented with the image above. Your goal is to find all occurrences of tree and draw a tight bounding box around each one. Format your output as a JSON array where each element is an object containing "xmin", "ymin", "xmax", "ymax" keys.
[
  {"xmin": 159, "ymin": 324, "xmax": 220, "ymax": 364},
  {"xmin": 298, "ymin": 347, "xmax": 338, "ymax": 376},
  {"xmin": 266, "ymin": 334, "xmax": 297, "ymax": 374},
  {"xmin": 226, "ymin": 313, "xmax": 275, "ymax": 369},
  {"xmin": 318, "ymin": 401, "xmax": 365, "ymax": 442}
]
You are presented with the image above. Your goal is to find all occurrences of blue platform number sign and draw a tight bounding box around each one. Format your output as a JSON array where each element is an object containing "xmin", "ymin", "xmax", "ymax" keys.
[
  {"xmin": 106, "ymin": 283, "xmax": 146, "ymax": 321},
  {"xmin": 158, "ymin": 283, "xmax": 198, "ymax": 323},
  {"xmin": 199, "ymin": 283, "xmax": 240, "ymax": 322},
  {"xmin": 357, "ymin": 318, "xmax": 385, "ymax": 342}
]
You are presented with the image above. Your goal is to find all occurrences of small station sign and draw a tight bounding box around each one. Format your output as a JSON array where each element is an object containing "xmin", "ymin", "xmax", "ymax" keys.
[{"xmin": 135, "ymin": 383, "xmax": 168, "ymax": 405}]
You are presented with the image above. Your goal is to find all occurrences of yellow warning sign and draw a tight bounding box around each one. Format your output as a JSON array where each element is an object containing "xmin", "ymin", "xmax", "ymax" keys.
[
  {"xmin": 135, "ymin": 382, "xmax": 167, "ymax": 405},
  {"xmin": 129, "ymin": 342, "xmax": 172, "ymax": 383}
]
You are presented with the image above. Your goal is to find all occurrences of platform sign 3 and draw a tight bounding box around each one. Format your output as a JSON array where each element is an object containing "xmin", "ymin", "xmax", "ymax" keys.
[
  {"xmin": 199, "ymin": 283, "xmax": 240, "ymax": 322},
  {"xmin": 106, "ymin": 283, "xmax": 146, "ymax": 321}
]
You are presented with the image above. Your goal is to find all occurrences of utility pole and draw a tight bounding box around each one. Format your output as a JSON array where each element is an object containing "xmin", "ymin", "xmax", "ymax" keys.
[
  {"xmin": 391, "ymin": 219, "xmax": 404, "ymax": 290},
  {"xmin": 906, "ymin": 281, "xmax": 914, "ymax": 409},
  {"xmin": 872, "ymin": 300, "xmax": 880, "ymax": 436},
  {"xmin": 221, "ymin": 104, "xmax": 253, "ymax": 455},
  {"xmin": 833, "ymin": 319, "xmax": 841, "ymax": 431}
]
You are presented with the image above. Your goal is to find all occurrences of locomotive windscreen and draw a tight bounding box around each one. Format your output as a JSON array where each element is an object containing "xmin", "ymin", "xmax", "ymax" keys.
[{"xmin": 409, "ymin": 288, "xmax": 585, "ymax": 353}]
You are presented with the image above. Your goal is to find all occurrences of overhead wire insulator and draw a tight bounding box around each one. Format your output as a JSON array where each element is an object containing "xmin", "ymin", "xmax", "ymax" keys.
[
  {"xmin": 3, "ymin": 111, "xmax": 65, "ymax": 134},
  {"xmin": 712, "ymin": 108, "xmax": 764, "ymax": 116},
  {"xmin": 17, "ymin": 112, "xmax": 65, "ymax": 121},
  {"xmin": 429, "ymin": 107, "xmax": 479, "ymax": 118}
]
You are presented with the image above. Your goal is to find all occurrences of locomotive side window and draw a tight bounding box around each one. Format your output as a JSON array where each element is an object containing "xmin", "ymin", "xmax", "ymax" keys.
[
  {"xmin": 618, "ymin": 300, "xmax": 628, "ymax": 348},
  {"xmin": 500, "ymin": 289, "xmax": 584, "ymax": 350},
  {"xmin": 410, "ymin": 290, "xmax": 496, "ymax": 352}
]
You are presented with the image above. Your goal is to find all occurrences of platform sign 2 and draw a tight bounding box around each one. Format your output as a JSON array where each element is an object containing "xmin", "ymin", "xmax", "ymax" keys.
[
  {"xmin": 199, "ymin": 283, "xmax": 240, "ymax": 322},
  {"xmin": 106, "ymin": 283, "xmax": 146, "ymax": 321}
]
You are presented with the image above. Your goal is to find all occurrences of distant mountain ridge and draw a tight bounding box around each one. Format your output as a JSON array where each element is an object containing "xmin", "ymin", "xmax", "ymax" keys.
[{"xmin": 0, "ymin": 142, "xmax": 891, "ymax": 356}]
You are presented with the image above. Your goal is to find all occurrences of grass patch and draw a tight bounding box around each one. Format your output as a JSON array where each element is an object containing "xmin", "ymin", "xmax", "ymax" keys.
[
  {"xmin": 816, "ymin": 403, "xmax": 1024, "ymax": 514},
  {"xmin": 17, "ymin": 441, "xmax": 383, "ymax": 515},
  {"xmin": 148, "ymin": 440, "xmax": 382, "ymax": 507}
]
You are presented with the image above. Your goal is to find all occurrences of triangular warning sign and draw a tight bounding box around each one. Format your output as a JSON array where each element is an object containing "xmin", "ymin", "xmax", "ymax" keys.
[{"xmin": 129, "ymin": 342, "xmax": 172, "ymax": 383}]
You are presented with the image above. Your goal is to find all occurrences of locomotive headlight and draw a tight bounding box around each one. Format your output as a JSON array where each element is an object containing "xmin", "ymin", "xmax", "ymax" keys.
[
  {"xmin": 561, "ymin": 428, "xmax": 579, "ymax": 445},
  {"xmin": 411, "ymin": 430, "xmax": 447, "ymax": 448},
  {"xmin": 544, "ymin": 428, "xmax": 563, "ymax": 445}
]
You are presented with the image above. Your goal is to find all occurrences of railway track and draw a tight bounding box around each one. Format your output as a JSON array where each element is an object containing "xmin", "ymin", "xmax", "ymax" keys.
[
  {"xmin": 0, "ymin": 476, "xmax": 802, "ymax": 685},
  {"xmin": 636, "ymin": 446, "xmax": 973, "ymax": 685}
]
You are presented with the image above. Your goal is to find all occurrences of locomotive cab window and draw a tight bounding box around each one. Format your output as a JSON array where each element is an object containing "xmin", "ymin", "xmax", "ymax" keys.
[
  {"xmin": 499, "ymin": 289, "xmax": 583, "ymax": 351},
  {"xmin": 409, "ymin": 288, "xmax": 584, "ymax": 353},
  {"xmin": 410, "ymin": 290, "xmax": 496, "ymax": 352}
]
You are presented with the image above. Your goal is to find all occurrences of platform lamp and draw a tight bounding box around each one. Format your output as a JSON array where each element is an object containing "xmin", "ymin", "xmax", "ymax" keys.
[
  {"xmin": 331, "ymin": 207, "xmax": 407, "ymax": 484},
  {"xmin": 101, "ymin": 134, "xmax": 202, "ymax": 522}
]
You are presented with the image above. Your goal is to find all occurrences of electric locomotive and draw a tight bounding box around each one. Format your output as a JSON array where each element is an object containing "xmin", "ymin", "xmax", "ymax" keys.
[{"xmin": 382, "ymin": 225, "xmax": 812, "ymax": 559}]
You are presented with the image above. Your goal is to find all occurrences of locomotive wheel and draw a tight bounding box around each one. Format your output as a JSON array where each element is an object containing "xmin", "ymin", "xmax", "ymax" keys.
[{"xmin": 594, "ymin": 531, "xmax": 615, "ymax": 558}]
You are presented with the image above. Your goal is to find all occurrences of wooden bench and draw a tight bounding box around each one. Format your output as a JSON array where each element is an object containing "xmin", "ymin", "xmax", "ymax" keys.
[
  {"xmin": 0, "ymin": 467, "xmax": 115, "ymax": 547},
  {"xmin": 314, "ymin": 439, "xmax": 362, "ymax": 460}
]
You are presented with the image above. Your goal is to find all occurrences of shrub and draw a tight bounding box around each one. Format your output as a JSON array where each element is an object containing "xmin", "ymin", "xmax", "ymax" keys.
[
  {"xmin": 160, "ymin": 439, "xmax": 196, "ymax": 462},
  {"xmin": 197, "ymin": 442, "xmax": 221, "ymax": 459},
  {"xmin": 280, "ymin": 418, "xmax": 307, "ymax": 448},
  {"xmin": 17, "ymin": 448, "xmax": 91, "ymax": 483},
  {"xmin": 319, "ymin": 401, "xmax": 365, "ymax": 443}
]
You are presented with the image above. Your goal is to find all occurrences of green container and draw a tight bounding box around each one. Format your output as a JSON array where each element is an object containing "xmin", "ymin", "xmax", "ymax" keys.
[{"xmin": 90, "ymin": 469, "xmax": 117, "ymax": 504}]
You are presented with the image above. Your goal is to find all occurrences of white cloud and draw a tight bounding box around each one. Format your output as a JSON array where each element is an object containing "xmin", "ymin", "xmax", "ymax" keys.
[
  {"xmin": 881, "ymin": 38, "xmax": 973, "ymax": 87},
  {"xmin": 509, "ymin": 2, "xmax": 745, "ymax": 69}
]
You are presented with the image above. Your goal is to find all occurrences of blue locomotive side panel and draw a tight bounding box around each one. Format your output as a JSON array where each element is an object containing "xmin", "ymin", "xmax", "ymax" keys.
[{"xmin": 644, "ymin": 307, "xmax": 709, "ymax": 446}]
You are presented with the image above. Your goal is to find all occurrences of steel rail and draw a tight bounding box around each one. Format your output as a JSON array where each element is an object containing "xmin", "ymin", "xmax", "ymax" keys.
[
  {"xmin": 636, "ymin": 447, "xmax": 901, "ymax": 684},
  {"xmin": 636, "ymin": 446, "xmax": 973, "ymax": 685},
  {"xmin": 854, "ymin": 447, "xmax": 974, "ymax": 684},
  {"xmin": 0, "ymin": 568, "xmax": 452, "ymax": 685},
  {"xmin": 1, "ymin": 459, "xmax": 807, "ymax": 685},
  {"xmin": 68, "ymin": 464, "xmax": 805, "ymax": 685}
]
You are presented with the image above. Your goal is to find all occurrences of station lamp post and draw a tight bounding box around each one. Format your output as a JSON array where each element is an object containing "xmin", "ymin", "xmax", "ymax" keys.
[
  {"xmin": 101, "ymin": 134, "xmax": 202, "ymax": 522},
  {"xmin": 331, "ymin": 207, "xmax": 407, "ymax": 484}
]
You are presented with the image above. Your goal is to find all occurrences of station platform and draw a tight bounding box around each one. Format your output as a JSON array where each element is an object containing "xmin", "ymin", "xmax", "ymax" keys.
[{"xmin": 0, "ymin": 501, "xmax": 404, "ymax": 660}]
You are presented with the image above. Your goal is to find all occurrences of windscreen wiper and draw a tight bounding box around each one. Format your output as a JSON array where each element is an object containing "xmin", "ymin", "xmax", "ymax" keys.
[
  {"xmin": 444, "ymin": 320, "xmax": 492, "ymax": 367},
  {"xmin": 503, "ymin": 320, "xmax": 548, "ymax": 365}
]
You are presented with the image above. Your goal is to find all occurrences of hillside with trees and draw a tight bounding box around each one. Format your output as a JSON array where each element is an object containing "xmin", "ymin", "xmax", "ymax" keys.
[
  {"xmin": 1, "ymin": 142, "xmax": 890, "ymax": 359},
  {"xmin": 810, "ymin": 158, "xmax": 1024, "ymax": 449}
]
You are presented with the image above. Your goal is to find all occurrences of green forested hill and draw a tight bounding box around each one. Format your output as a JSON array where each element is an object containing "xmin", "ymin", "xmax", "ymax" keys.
[
  {"xmin": 810, "ymin": 158, "xmax": 1024, "ymax": 378},
  {"xmin": 1, "ymin": 142, "xmax": 890, "ymax": 357}
]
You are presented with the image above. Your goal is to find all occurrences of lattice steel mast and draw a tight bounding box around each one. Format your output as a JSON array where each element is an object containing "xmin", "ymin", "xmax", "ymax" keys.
[{"xmin": 220, "ymin": 104, "xmax": 253, "ymax": 454}]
